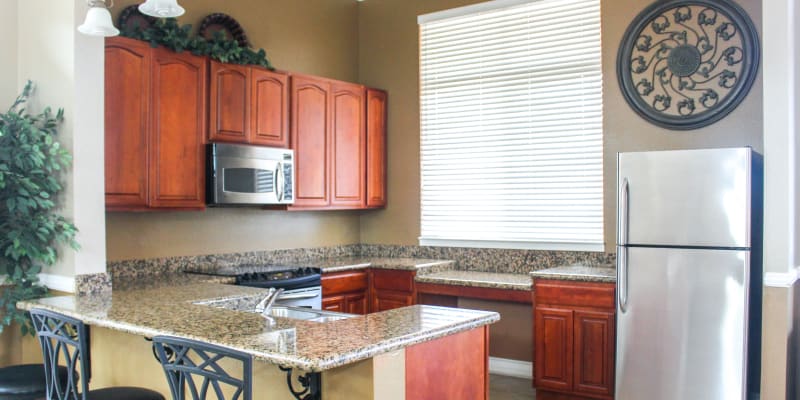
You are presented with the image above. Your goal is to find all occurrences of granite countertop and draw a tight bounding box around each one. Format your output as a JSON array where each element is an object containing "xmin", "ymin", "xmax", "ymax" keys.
[
  {"xmin": 415, "ymin": 270, "xmax": 532, "ymax": 291},
  {"xmin": 529, "ymin": 264, "xmax": 617, "ymax": 283},
  {"xmin": 18, "ymin": 280, "xmax": 497, "ymax": 372},
  {"xmin": 306, "ymin": 257, "xmax": 456, "ymax": 274}
]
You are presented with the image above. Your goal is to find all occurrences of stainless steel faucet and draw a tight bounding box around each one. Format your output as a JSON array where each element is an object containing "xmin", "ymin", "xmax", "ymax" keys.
[{"xmin": 255, "ymin": 288, "xmax": 284, "ymax": 317}]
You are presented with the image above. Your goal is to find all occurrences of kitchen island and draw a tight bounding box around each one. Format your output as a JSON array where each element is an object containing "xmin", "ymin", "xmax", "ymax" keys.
[{"xmin": 18, "ymin": 277, "xmax": 498, "ymax": 400}]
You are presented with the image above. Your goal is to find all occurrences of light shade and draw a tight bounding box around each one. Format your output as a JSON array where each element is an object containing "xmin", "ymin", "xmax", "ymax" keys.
[
  {"xmin": 138, "ymin": 0, "xmax": 185, "ymax": 18},
  {"xmin": 77, "ymin": 6, "xmax": 120, "ymax": 37}
]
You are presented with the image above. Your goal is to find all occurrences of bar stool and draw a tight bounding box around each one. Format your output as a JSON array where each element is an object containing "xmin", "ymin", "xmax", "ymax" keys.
[
  {"xmin": 151, "ymin": 336, "xmax": 252, "ymax": 400},
  {"xmin": 28, "ymin": 308, "xmax": 165, "ymax": 400},
  {"xmin": 0, "ymin": 363, "xmax": 68, "ymax": 400}
]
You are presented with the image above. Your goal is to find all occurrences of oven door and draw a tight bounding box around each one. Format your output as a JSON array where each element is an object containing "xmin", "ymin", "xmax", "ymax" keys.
[
  {"xmin": 213, "ymin": 156, "xmax": 285, "ymax": 205},
  {"xmin": 276, "ymin": 287, "xmax": 322, "ymax": 309}
]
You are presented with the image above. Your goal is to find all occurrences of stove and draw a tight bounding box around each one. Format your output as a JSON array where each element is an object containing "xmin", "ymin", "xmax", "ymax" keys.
[{"xmin": 193, "ymin": 264, "xmax": 323, "ymax": 309}]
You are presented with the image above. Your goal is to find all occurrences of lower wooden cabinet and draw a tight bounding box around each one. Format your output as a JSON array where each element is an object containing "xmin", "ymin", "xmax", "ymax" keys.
[
  {"xmin": 321, "ymin": 269, "xmax": 369, "ymax": 315},
  {"xmin": 322, "ymin": 268, "xmax": 417, "ymax": 314},
  {"xmin": 533, "ymin": 280, "xmax": 615, "ymax": 400},
  {"xmin": 370, "ymin": 269, "xmax": 415, "ymax": 312}
]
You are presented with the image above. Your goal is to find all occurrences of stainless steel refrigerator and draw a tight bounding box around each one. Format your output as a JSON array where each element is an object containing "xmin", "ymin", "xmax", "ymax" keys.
[{"xmin": 615, "ymin": 147, "xmax": 762, "ymax": 400}]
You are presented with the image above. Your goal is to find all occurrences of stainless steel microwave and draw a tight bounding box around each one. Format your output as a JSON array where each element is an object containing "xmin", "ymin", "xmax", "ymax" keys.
[{"xmin": 207, "ymin": 143, "xmax": 294, "ymax": 206}]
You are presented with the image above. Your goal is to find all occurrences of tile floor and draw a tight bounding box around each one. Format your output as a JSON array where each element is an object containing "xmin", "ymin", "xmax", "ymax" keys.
[{"xmin": 488, "ymin": 374, "xmax": 537, "ymax": 400}]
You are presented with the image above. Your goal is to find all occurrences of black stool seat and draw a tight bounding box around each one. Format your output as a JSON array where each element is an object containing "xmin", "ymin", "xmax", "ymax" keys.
[
  {"xmin": 86, "ymin": 387, "xmax": 164, "ymax": 400},
  {"xmin": 0, "ymin": 364, "xmax": 69, "ymax": 399}
]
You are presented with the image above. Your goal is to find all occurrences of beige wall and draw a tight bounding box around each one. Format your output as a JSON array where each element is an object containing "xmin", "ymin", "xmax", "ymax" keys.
[
  {"xmin": 0, "ymin": 1, "xmax": 17, "ymax": 106},
  {"xmin": 105, "ymin": 0, "xmax": 362, "ymax": 261},
  {"xmin": 357, "ymin": 0, "xmax": 764, "ymax": 252}
]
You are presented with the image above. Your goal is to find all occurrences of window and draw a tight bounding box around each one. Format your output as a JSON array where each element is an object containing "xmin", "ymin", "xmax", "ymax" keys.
[{"xmin": 418, "ymin": 0, "xmax": 604, "ymax": 251}]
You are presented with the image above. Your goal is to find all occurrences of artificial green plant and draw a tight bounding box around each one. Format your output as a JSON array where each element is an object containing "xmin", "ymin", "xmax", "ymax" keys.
[
  {"xmin": 121, "ymin": 18, "xmax": 274, "ymax": 70},
  {"xmin": 0, "ymin": 81, "xmax": 78, "ymax": 335}
]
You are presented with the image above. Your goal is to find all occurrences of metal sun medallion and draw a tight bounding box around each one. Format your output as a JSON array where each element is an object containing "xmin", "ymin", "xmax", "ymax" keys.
[{"xmin": 617, "ymin": 0, "xmax": 760, "ymax": 130}]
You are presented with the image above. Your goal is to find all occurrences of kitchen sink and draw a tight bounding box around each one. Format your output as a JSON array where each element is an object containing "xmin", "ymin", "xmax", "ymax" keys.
[{"xmin": 194, "ymin": 297, "xmax": 354, "ymax": 323}]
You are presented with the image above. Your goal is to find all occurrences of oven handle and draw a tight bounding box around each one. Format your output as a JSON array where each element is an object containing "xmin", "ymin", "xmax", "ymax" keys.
[{"xmin": 278, "ymin": 290, "xmax": 321, "ymax": 300}]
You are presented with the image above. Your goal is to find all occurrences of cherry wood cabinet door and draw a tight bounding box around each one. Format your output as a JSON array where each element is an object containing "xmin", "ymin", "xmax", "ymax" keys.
[
  {"xmin": 366, "ymin": 88, "xmax": 387, "ymax": 208},
  {"xmin": 209, "ymin": 61, "xmax": 249, "ymax": 143},
  {"xmin": 373, "ymin": 290, "xmax": 414, "ymax": 312},
  {"xmin": 345, "ymin": 292, "xmax": 368, "ymax": 315},
  {"xmin": 534, "ymin": 306, "xmax": 574, "ymax": 392},
  {"xmin": 574, "ymin": 310, "xmax": 615, "ymax": 398},
  {"xmin": 290, "ymin": 75, "xmax": 330, "ymax": 208},
  {"xmin": 149, "ymin": 48, "xmax": 207, "ymax": 209},
  {"xmin": 322, "ymin": 295, "xmax": 346, "ymax": 312},
  {"xmin": 329, "ymin": 82, "xmax": 366, "ymax": 208},
  {"xmin": 251, "ymin": 68, "xmax": 289, "ymax": 147},
  {"xmin": 104, "ymin": 37, "xmax": 150, "ymax": 210}
]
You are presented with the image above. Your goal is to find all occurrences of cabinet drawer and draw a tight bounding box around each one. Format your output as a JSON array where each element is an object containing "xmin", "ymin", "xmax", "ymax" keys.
[
  {"xmin": 372, "ymin": 269, "xmax": 415, "ymax": 293},
  {"xmin": 534, "ymin": 280, "xmax": 615, "ymax": 309},
  {"xmin": 322, "ymin": 270, "xmax": 368, "ymax": 295}
]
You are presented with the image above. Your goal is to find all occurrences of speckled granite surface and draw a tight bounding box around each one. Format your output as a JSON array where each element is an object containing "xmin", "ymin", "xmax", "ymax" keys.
[
  {"xmin": 307, "ymin": 257, "xmax": 455, "ymax": 273},
  {"xmin": 358, "ymin": 244, "xmax": 616, "ymax": 274},
  {"xmin": 75, "ymin": 273, "xmax": 112, "ymax": 296},
  {"xmin": 529, "ymin": 264, "xmax": 617, "ymax": 283},
  {"xmin": 415, "ymin": 270, "xmax": 532, "ymax": 291},
  {"xmin": 18, "ymin": 281, "xmax": 498, "ymax": 372},
  {"xmin": 109, "ymin": 244, "xmax": 615, "ymax": 278}
]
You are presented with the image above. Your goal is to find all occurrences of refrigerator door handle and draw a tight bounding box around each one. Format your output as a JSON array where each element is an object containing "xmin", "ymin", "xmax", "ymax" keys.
[
  {"xmin": 618, "ymin": 178, "xmax": 629, "ymax": 312},
  {"xmin": 618, "ymin": 178, "xmax": 629, "ymax": 245},
  {"xmin": 618, "ymin": 245, "xmax": 628, "ymax": 313}
]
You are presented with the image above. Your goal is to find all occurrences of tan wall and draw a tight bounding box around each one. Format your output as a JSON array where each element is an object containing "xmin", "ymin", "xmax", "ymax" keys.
[
  {"xmin": 357, "ymin": 0, "xmax": 764, "ymax": 252},
  {"xmin": 105, "ymin": 0, "xmax": 362, "ymax": 261},
  {"xmin": 0, "ymin": 0, "xmax": 17, "ymax": 106},
  {"xmin": 761, "ymin": 284, "xmax": 799, "ymax": 400}
]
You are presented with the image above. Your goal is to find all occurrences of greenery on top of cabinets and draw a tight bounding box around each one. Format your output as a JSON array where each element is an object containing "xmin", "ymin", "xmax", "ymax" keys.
[
  {"xmin": 0, "ymin": 81, "xmax": 78, "ymax": 335},
  {"xmin": 121, "ymin": 18, "xmax": 274, "ymax": 70}
]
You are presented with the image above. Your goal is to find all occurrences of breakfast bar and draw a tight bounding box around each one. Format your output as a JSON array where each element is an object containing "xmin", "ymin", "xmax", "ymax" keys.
[{"xmin": 17, "ymin": 277, "xmax": 498, "ymax": 400}]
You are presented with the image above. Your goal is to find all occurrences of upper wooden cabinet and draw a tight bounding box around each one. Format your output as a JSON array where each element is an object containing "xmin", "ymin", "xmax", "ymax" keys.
[
  {"xmin": 366, "ymin": 89, "xmax": 387, "ymax": 208},
  {"xmin": 209, "ymin": 62, "xmax": 289, "ymax": 147},
  {"xmin": 290, "ymin": 75, "xmax": 331, "ymax": 208},
  {"xmin": 105, "ymin": 38, "xmax": 150, "ymax": 209},
  {"xmin": 289, "ymin": 75, "xmax": 386, "ymax": 210},
  {"xmin": 330, "ymin": 82, "xmax": 366, "ymax": 208},
  {"xmin": 149, "ymin": 47, "xmax": 207, "ymax": 209},
  {"xmin": 251, "ymin": 68, "xmax": 289, "ymax": 147},
  {"xmin": 104, "ymin": 37, "xmax": 206, "ymax": 211},
  {"xmin": 209, "ymin": 62, "xmax": 249, "ymax": 143}
]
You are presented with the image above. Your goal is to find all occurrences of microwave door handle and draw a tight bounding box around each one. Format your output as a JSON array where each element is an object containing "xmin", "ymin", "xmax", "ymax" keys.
[{"xmin": 275, "ymin": 163, "xmax": 283, "ymax": 201}]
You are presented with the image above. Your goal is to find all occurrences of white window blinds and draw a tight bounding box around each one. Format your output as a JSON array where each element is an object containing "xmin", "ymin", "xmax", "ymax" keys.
[{"xmin": 418, "ymin": 0, "xmax": 604, "ymax": 251}]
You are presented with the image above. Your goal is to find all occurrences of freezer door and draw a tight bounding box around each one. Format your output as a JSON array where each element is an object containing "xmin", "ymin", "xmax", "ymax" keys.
[
  {"xmin": 618, "ymin": 148, "xmax": 751, "ymax": 247},
  {"xmin": 616, "ymin": 247, "xmax": 750, "ymax": 400}
]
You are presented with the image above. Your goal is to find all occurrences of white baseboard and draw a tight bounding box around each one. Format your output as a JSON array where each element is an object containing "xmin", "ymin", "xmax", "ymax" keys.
[
  {"xmin": 763, "ymin": 266, "xmax": 800, "ymax": 288},
  {"xmin": 37, "ymin": 273, "xmax": 75, "ymax": 293},
  {"xmin": 489, "ymin": 357, "xmax": 532, "ymax": 379}
]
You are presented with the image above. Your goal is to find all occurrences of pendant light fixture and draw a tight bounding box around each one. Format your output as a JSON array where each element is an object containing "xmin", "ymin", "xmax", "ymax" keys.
[
  {"xmin": 77, "ymin": 0, "xmax": 120, "ymax": 37},
  {"xmin": 138, "ymin": 0, "xmax": 185, "ymax": 18}
]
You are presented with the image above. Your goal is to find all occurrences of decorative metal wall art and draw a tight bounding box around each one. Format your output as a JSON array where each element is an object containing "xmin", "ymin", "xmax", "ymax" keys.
[{"xmin": 617, "ymin": 0, "xmax": 759, "ymax": 130}]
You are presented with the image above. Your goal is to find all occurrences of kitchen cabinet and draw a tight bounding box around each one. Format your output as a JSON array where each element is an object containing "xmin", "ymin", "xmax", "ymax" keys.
[
  {"xmin": 208, "ymin": 61, "xmax": 289, "ymax": 147},
  {"xmin": 321, "ymin": 270, "xmax": 369, "ymax": 315},
  {"xmin": 366, "ymin": 89, "xmax": 387, "ymax": 208},
  {"xmin": 105, "ymin": 37, "xmax": 207, "ymax": 211},
  {"xmin": 105, "ymin": 37, "xmax": 150, "ymax": 209},
  {"xmin": 290, "ymin": 74, "xmax": 331, "ymax": 208},
  {"xmin": 533, "ymin": 280, "xmax": 615, "ymax": 400},
  {"xmin": 371, "ymin": 269, "xmax": 416, "ymax": 312},
  {"xmin": 289, "ymin": 75, "xmax": 386, "ymax": 210},
  {"xmin": 330, "ymin": 82, "xmax": 366, "ymax": 208}
]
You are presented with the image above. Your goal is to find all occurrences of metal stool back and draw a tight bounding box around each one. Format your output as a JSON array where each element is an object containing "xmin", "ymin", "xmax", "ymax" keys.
[
  {"xmin": 151, "ymin": 336, "xmax": 253, "ymax": 400},
  {"xmin": 29, "ymin": 308, "xmax": 91, "ymax": 400}
]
